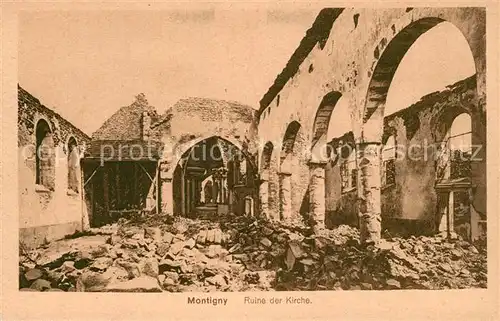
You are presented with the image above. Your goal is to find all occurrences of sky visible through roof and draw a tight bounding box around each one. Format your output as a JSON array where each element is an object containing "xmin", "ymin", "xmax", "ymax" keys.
[{"xmin": 19, "ymin": 8, "xmax": 475, "ymax": 136}]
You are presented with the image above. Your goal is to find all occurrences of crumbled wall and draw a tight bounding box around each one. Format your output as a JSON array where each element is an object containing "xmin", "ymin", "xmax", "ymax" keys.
[
  {"xmin": 323, "ymin": 76, "xmax": 477, "ymax": 233},
  {"xmin": 18, "ymin": 86, "xmax": 90, "ymax": 148},
  {"xmin": 18, "ymin": 86, "xmax": 91, "ymax": 248},
  {"xmin": 153, "ymin": 97, "xmax": 258, "ymax": 173},
  {"xmin": 256, "ymin": 8, "xmax": 486, "ymax": 235},
  {"xmin": 151, "ymin": 97, "xmax": 259, "ymax": 216},
  {"xmin": 324, "ymin": 132, "xmax": 358, "ymax": 227},
  {"xmin": 92, "ymin": 93, "xmax": 160, "ymax": 141}
]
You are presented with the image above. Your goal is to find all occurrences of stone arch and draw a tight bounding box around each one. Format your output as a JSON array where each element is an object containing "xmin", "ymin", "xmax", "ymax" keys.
[
  {"xmin": 362, "ymin": 16, "xmax": 481, "ymax": 142},
  {"xmin": 279, "ymin": 121, "xmax": 309, "ymax": 220},
  {"xmin": 356, "ymin": 14, "xmax": 484, "ymax": 243},
  {"xmin": 35, "ymin": 119, "xmax": 56, "ymax": 190},
  {"xmin": 260, "ymin": 141, "xmax": 274, "ymax": 172},
  {"xmin": 168, "ymin": 135, "xmax": 256, "ymax": 217},
  {"xmin": 436, "ymin": 112, "xmax": 472, "ymax": 182},
  {"xmin": 311, "ymin": 91, "xmax": 343, "ymax": 161},
  {"xmin": 433, "ymin": 105, "xmax": 472, "ymax": 143},
  {"xmin": 435, "ymin": 112, "xmax": 477, "ymax": 240},
  {"xmin": 280, "ymin": 121, "xmax": 304, "ymax": 170},
  {"xmin": 259, "ymin": 141, "xmax": 279, "ymax": 219},
  {"xmin": 165, "ymin": 134, "xmax": 254, "ymax": 178}
]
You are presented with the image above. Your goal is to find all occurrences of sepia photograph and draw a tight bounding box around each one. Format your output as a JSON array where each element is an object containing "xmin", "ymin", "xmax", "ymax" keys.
[{"xmin": 14, "ymin": 5, "xmax": 489, "ymax": 296}]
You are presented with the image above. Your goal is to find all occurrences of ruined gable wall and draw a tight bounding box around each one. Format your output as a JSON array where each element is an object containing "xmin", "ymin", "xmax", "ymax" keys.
[
  {"xmin": 154, "ymin": 99, "xmax": 259, "ymax": 173},
  {"xmin": 18, "ymin": 86, "xmax": 91, "ymax": 248},
  {"xmin": 152, "ymin": 98, "xmax": 260, "ymax": 216}
]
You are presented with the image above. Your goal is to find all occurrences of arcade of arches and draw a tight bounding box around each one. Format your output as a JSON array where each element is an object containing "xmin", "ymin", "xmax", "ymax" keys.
[
  {"xmin": 257, "ymin": 8, "xmax": 486, "ymax": 243},
  {"xmin": 17, "ymin": 8, "xmax": 487, "ymax": 249}
]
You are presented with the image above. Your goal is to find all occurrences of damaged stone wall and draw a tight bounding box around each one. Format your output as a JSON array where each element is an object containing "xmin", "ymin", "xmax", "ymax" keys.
[
  {"xmin": 18, "ymin": 85, "xmax": 91, "ymax": 248},
  {"xmin": 256, "ymin": 8, "xmax": 485, "ymax": 241},
  {"xmin": 150, "ymin": 97, "xmax": 260, "ymax": 216},
  {"xmin": 324, "ymin": 76, "xmax": 477, "ymax": 235},
  {"xmin": 152, "ymin": 97, "xmax": 258, "ymax": 170},
  {"xmin": 278, "ymin": 121, "xmax": 311, "ymax": 222},
  {"xmin": 324, "ymin": 132, "xmax": 359, "ymax": 228},
  {"xmin": 92, "ymin": 93, "xmax": 160, "ymax": 141},
  {"xmin": 257, "ymin": 8, "xmax": 485, "ymax": 144}
]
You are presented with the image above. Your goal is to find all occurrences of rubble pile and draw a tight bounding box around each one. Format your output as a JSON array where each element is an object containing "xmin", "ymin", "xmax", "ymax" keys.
[
  {"xmin": 274, "ymin": 233, "xmax": 487, "ymax": 291},
  {"xmin": 18, "ymin": 216, "xmax": 274, "ymax": 292},
  {"xmin": 219, "ymin": 214, "xmax": 486, "ymax": 290},
  {"xmin": 19, "ymin": 213, "xmax": 487, "ymax": 292}
]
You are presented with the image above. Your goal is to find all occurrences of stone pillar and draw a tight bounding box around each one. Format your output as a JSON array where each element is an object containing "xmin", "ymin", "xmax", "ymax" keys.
[
  {"xmin": 161, "ymin": 177, "xmax": 173, "ymax": 215},
  {"xmin": 160, "ymin": 163, "xmax": 173, "ymax": 215},
  {"xmin": 103, "ymin": 167, "xmax": 109, "ymax": 219},
  {"xmin": 448, "ymin": 191, "xmax": 455, "ymax": 237},
  {"xmin": 185, "ymin": 179, "xmax": 190, "ymax": 214},
  {"xmin": 221, "ymin": 171, "xmax": 227, "ymax": 204},
  {"xmin": 279, "ymin": 171, "xmax": 292, "ymax": 221},
  {"xmin": 356, "ymin": 142, "xmax": 382, "ymax": 244},
  {"xmin": 212, "ymin": 182, "xmax": 217, "ymax": 204},
  {"xmin": 438, "ymin": 192, "xmax": 450, "ymax": 233},
  {"xmin": 259, "ymin": 171, "xmax": 269, "ymax": 219},
  {"xmin": 470, "ymin": 107, "xmax": 486, "ymax": 240},
  {"xmin": 308, "ymin": 160, "xmax": 327, "ymax": 231}
]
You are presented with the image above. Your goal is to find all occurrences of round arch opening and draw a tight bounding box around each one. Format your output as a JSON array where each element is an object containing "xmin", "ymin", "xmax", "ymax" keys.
[{"xmin": 171, "ymin": 135, "xmax": 256, "ymax": 218}]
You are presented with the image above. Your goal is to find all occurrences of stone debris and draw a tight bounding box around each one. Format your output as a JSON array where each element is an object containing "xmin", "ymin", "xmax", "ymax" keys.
[
  {"xmin": 19, "ymin": 214, "xmax": 487, "ymax": 292},
  {"xmin": 24, "ymin": 268, "xmax": 43, "ymax": 282}
]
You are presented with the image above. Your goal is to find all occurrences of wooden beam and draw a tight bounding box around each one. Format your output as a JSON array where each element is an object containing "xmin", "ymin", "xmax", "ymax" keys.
[
  {"xmin": 116, "ymin": 163, "xmax": 120, "ymax": 209},
  {"xmin": 138, "ymin": 162, "xmax": 154, "ymax": 182},
  {"xmin": 103, "ymin": 166, "xmax": 109, "ymax": 221},
  {"xmin": 83, "ymin": 166, "xmax": 100, "ymax": 187},
  {"xmin": 134, "ymin": 163, "xmax": 138, "ymax": 208},
  {"xmin": 180, "ymin": 173, "xmax": 185, "ymax": 216},
  {"xmin": 156, "ymin": 166, "xmax": 161, "ymax": 214}
]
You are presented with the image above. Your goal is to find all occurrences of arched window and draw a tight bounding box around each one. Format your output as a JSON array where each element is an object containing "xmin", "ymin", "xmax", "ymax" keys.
[
  {"xmin": 436, "ymin": 113, "xmax": 473, "ymax": 240},
  {"xmin": 238, "ymin": 154, "xmax": 247, "ymax": 185},
  {"xmin": 67, "ymin": 136, "xmax": 79, "ymax": 193},
  {"xmin": 339, "ymin": 144, "xmax": 357, "ymax": 192},
  {"xmin": 448, "ymin": 113, "xmax": 472, "ymax": 180},
  {"xmin": 35, "ymin": 119, "xmax": 55, "ymax": 190},
  {"xmin": 437, "ymin": 113, "xmax": 472, "ymax": 182},
  {"xmin": 382, "ymin": 136, "xmax": 396, "ymax": 186}
]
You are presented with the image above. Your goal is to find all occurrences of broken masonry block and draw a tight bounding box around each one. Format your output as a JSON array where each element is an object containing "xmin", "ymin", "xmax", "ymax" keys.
[
  {"xmin": 196, "ymin": 230, "xmax": 207, "ymax": 245},
  {"xmin": 260, "ymin": 238, "xmax": 272, "ymax": 248},
  {"xmin": 163, "ymin": 232, "xmax": 175, "ymax": 244},
  {"xmin": 228, "ymin": 243, "xmax": 241, "ymax": 254},
  {"xmin": 285, "ymin": 241, "xmax": 306, "ymax": 271},
  {"xmin": 184, "ymin": 238, "xmax": 196, "ymax": 249},
  {"xmin": 207, "ymin": 229, "xmax": 216, "ymax": 244},
  {"xmin": 214, "ymin": 230, "xmax": 222, "ymax": 244}
]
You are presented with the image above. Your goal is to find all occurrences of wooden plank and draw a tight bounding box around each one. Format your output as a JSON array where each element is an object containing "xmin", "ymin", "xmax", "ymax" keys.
[
  {"xmin": 83, "ymin": 165, "xmax": 100, "ymax": 187},
  {"xmin": 156, "ymin": 166, "xmax": 161, "ymax": 213},
  {"xmin": 116, "ymin": 163, "xmax": 120, "ymax": 209},
  {"xmin": 134, "ymin": 162, "xmax": 138, "ymax": 207},
  {"xmin": 103, "ymin": 166, "xmax": 109, "ymax": 220},
  {"xmin": 138, "ymin": 162, "xmax": 154, "ymax": 182}
]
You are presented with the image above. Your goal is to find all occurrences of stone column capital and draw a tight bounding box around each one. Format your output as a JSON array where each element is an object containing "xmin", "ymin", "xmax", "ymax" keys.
[
  {"xmin": 160, "ymin": 171, "xmax": 172, "ymax": 181},
  {"xmin": 355, "ymin": 141, "xmax": 382, "ymax": 147},
  {"xmin": 307, "ymin": 159, "xmax": 328, "ymax": 168},
  {"xmin": 278, "ymin": 170, "xmax": 292, "ymax": 177}
]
